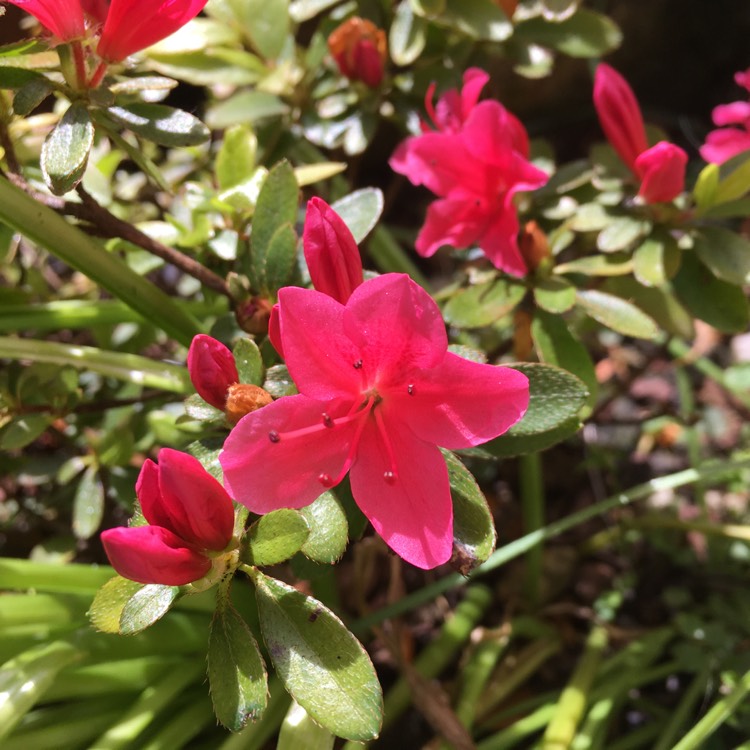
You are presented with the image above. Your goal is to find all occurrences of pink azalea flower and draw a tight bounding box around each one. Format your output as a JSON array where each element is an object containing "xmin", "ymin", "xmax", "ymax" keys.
[
  {"xmin": 593, "ymin": 63, "xmax": 687, "ymax": 202},
  {"xmin": 101, "ymin": 448, "xmax": 235, "ymax": 585},
  {"xmin": 187, "ymin": 334, "xmax": 239, "ymax": 411},
  {"xmin": 5, "ymin": 0, "xmax": 87, "ymax": 41},
  {"xmin": 700, "ymin": 68, "xmax": 750, "ymax": 164},
  {"xmin": 80, "ymin": 0, "xmax": 108, "ymax": 24},
  {"xmin": 97, "ymin": 0, "xmax": 208, "ymax": 61},
  {"xmin": 221, "ymin": 273, "xmax": 529, "ymax": 569},
  {"xmin": 391, "ymin": 92, "xmax": 548, "ymax": 276},
  {"xmin": 422, "ymin": 67, "xmax": 490, "ymax": 134},
  {"xmin": 327, "ymin": 17, "xmax": 387, "ymax": 88}
]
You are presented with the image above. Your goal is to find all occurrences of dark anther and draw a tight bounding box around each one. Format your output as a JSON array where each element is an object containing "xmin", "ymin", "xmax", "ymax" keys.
[
  {"xmin": 268, "ymin": 430, "xmax": 280, "ymax": 443},
  {"xmin": 322, "ymin": 413, "xmax": 334, "ymax": 428},
  {"xmin": 407, "ymin": 384, "xmax": 415, "ymax": 395},
  {"xmin": 353, "ymin": 359, "xmax": 363, "ymax": 369}
]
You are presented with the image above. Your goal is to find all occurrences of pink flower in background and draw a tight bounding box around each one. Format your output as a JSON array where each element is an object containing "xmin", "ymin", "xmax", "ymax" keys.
[
  {"xmin": 593, "ymin": 63, "xmax": 687, "ymax": 203},
  {"xmin": 700, "ymin": 67, "xmax": 750, "ymax": 164},
  {"xmin": 221, "ymin": 273, "xmax": 529, "ymax": 569},
  {"xmin": 101, "ymin": 449, "xmax": 235, "ymax": 585},
  {"xmin": 423, "ymin": 68, "xmax": 490, "ymax": 134},
  {"xmin": 327, "ymin": 17, "xmax": 387, "ymax": 88},
  {"xmin": 5, "ymin": 0, "xmax": 87, "ymax": 41},
  {"xmin": 187, "ymin": 334, "xmax": 239, "ymax": 411},
  {"xmin": 391, "ymin": 75, "xmax": 548, "ymax": 276}
]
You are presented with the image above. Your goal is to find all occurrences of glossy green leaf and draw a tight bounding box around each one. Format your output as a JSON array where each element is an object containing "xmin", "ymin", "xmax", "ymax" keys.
[
  {"xmin": 253, "ymin": 572, "xmax": 383, "ymax": 741},
  {"xmin": 390, "ymin": 1, "xmax": 427, "ymax": 66},
  {"xmin": 184, "ymin": 393, "xmax": 225, "ymax": 422},
  {"xmin": 294, "ymin": 162, "xmax": 347, "ymax": 186},
  {"xmin": 264, "ymin": 223, "xmax": 299, "ymax": 293},
  {"xmin": 89, "ymin": 575, "xmax": 144, "ymax": 634},
  {"xmin": 229, "ymin": 0, "xmax": 290, "ymax": 60},
  {"xmin": 250, "ymin": 161, "xmax": 298, "ymax": 288},
  {"xmin": 246, "ymin": 509, "xmax": 310, "ymax": 566},
  {"xmin": 567, "ymin": 203, "xmax": 610, "ymax": 231},
  {"xmin": 597, "ymin": 216, "xmax": 651, "ymax": 253},
  {"xmin": 187, "ymin": 437, "xmax": 225, "ymax": 482},
  {"xmin": 444, "ymin": 278, "xmax": 526, "ymax": 328},
  {"xmin": 576, "ymin": 289, "xmax": 660, "ymax": 339},
  {"xmin": 693, "ymin": 162, "xmax": 719, "ymax": 209},
  {"xmin": 208, "ymin": 599, "xmax": 268, "ymax": 731},
  {"xmin": 0, "ymin": 66, "xmax": 46, "ymax": 89},
  {"xmin": 0, "ymin": 413, "xmax": 51, "ymax": 450},
  {"xmin": 532, "ymin": 310, "xmax": 597, "ymax": 408},
  {"xmin": 555, "ymin": 254, "xmax": 634, "ymax": 276},
  {"xmin": 217, "ymin": 125, "xmax": 257, "ymax": 190},
  {"xmin": 672, "ymin": 252, "xmax": 750, "ymax": 333},
  {"xmin": 300, "ymin": 491, "xmax": 349, "ymax": 564},
  {"xmin": 0, "ymin": 641, "xmax": 81, "ymax": 740},
  {"xmin": 515, "ymin": 9, "xmax": 622, "ymax": 57},
  {"xmin": 541, "ymin": 0, "xmax": 580, "ymax": 21},
  {"xmin": 692, "ymin": 226, "xmax": 750, "ymax": 285},
  {"xmin": 72, "ymin": 465, "xmax": 104, "ymax": 540},
  {"xmin": 234, "ymin": 337, "xmax": 264, "ymax": 386},
  {"xmin": 483, "ymin": 415, "xmax": 582, "ymax": 458},
  {"xmin": 444, "ymin": 450, "xmax": 495, "ymax": 573},
  {"xmin": 441, "ymin": 0, "xmax": 512, "ymax": 41},
  {"xmin": 13, "ymin": 77, "xmax": 53, "ymax": 115},
  {"xmin": 331, "ymin": 188, "xmax": 384, "ymax": 244},
  {"xmin": 120, "ymin": 583, "xmax": 181, "ymax": 635},
  {"xmin": 278, "ymin": 701, "xmax": 335, "ymax": 750},
  {"xmin": 206, "ymin": 91, "xmax": 289, "ymax": 129},
  {"xmin": 106, "ymin": 104, "xmax": 209, "ymax": 147},
  {"xmin": 533, "ymin": 277, "xmax": 576, "ymax": 313},
  {"xmin": 633, "ymin": 233, "xmax": 681, "ymax": 287},
  {"xmin": 290, "ymin": 0, "xmax": 345, "ymax": 22},
  {"xmin": 41, "ymin": 102, "xmax": 94, "ymax": 195},
  {"xmin": 714, "ymin": 149, "xmax": 750, "ymax": 205}
]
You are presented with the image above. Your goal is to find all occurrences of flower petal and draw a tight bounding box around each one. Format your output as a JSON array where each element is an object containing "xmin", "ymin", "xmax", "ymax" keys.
[
  {"xmin": 7, "ymin": 0, "xmax": 86, "ymax": 40},
  {"xmin": 712, "ymin": 101, "xmax": 750, "ymax": 127},
  {"xmin": 415, "ymin": 197, "xmax": 492, "ymax": 258},
  {"xmin": 343, "ymin": 274, "xmax": 447, "ymax": 387},
  {"xmin": 101, "ymin": 525, "xmax": 211, "ymax": 585},
  {"xmin": 349, "ymin": 416, "xmax": 453, "ymax": 569},
  {"xmin": 700, "ymin": 127, "xmax": 750, "ymax": 164},
  {"xmin": 392, "ymin": 354, "xmax": 529, "ymax": 449},
  {"xmin": 461, "ymin": 100, "xmax": 531, "ymax": 162},
  {"xmin": 635, "ymin": 141, "xmax": 687, "ymax": 203},
  {"xmin": 221, "ymin": 394, "xmax": 359, "ymax": 514}
]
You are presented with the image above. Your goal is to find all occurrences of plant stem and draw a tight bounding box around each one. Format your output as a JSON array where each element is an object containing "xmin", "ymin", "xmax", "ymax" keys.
[
  {"xmin": 519, "ymin": 451, "xmax": 545, "ymax": 606},
  {"xmin": 652, "ymin": 667, "xmax": 711, "ymax": 750}
]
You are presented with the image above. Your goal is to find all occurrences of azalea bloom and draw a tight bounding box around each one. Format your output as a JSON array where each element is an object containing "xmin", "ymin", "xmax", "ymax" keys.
[
  {"xmin": 221, "ymin": 273, "xmax": 529, "ymax": 569},
  {"xmin": 328, "ymin": 17, "xmax": 387, "ymax": 88},
  {"xmin": 187, "ymin": 334, "xmax": 239, "ymax": 411},
  {"xmin": 390, "ymin": 73, "xmax": 548, "ymax": 276},
  {"xmin": 593, "ymin": 63, "xmax": 687, "ymax": 203},
  {"xmin": 101, "ymin": 449, "xmax": 235, "ymax": 586},
  {"xmin": 5, "ymin": 0, "xmax": 87, "ymax": 41},
  {"xmin": 700, "ymin": 68, "xmax": 750, "ymax": 164}
]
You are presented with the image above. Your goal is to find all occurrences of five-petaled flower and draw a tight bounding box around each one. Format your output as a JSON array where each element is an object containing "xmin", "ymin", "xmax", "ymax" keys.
[
  {"xmin": 101, "ymin": 448, "xmax": 235, "ymax": 586},
  {"xmin": 221, "ymin": 273, "xmax": 529, "ymax": 569},
  {"xmin": 328, "ymin": 17, "xmax": 387, "ymax": 89},
  {"xmin": 700, "ymin": 67, "xmax": 750, "ymax": 164},
  {"xmin": 390, "ymin": 68, "xmax": 548, "ymax": 277},
  {"xmin": 593, "ymin": 63, "xmax": 687, "ymax": 203}
]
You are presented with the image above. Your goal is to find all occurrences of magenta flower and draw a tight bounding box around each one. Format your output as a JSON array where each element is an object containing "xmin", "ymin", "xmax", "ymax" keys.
[
  {"xmin": 5, "ymin": 0, "xmax": 87, "ymax": 41},
  {"xmin": 221, "ymin": 273, "xmax": 529, "ymax": 569},
  {"xmin": 700, "ymin": 68, "xmax": 750, "ymax": 164},
  {"xmin": 593, "ymin": 63, "xmax": 687, "ymax": 203},
  {"xmin": 101, "ymin": 448, "xmax": 235, "ymax": 586},
  {"xmin": 187, "ymin": 334, "xmax": 239, "ymax": 411},
  {"xmin": 391, "ymin": 85, "xmax": 548, "ymax": 276},
  {"xmin": 422, "ymin": 67, "xmax": 490, "ymax": 134}
]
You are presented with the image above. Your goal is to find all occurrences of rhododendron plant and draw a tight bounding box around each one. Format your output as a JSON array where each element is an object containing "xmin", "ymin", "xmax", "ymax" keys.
[
  {"xmin": 593, "ymin": 63, "xmax": 687, "ymax": 203},
  {"xmin": 101, "ymin": 449, "xmax": 236, "ymax": 585},
  {"xmin": 390, "ymin": 68, "xmax": 548, "ymax": 276},
  {"xmin": 700, "ymin": 67, "xmax": 750, "ymax": 164},
  {"xmin": 221, "ymin": 273, "xmax": 529, "ymax": 569},
  {"xmin": 187, "ymin": 334, "xmax": 239, "ymax": 411}
]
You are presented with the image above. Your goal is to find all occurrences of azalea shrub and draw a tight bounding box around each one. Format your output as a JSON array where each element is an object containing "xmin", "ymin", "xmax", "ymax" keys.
[{"xmin": 2, "ymin": 1, "xmax": 750, "ymax": 748}]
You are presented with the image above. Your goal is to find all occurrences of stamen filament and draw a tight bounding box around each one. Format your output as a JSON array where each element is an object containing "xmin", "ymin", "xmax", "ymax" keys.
[
  {"xmin": 318, "ymin": 400, "xmax": 375, "ymax": 488},
  {"xmin": 373, "ymin": 408, "xmax": 399, "ymax": 484}
]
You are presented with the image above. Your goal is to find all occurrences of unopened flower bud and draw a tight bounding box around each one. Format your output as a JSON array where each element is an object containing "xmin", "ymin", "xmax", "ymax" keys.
[
  {"xmin": 225, "ymin": 383, "xmax": 273, "ymax": 425},
  {"xmin": 328, "ymin": 17, "xmax": 387, "ymax": 88},
  {"xmin": 518, "ymin": 221, "xmax": 551, "ymax": 273},
  {"xmin": 236, "ymin": 295, "xmax": 274, "ymax": 336},
  {"xmin": 187, "ymin": 335, "xmax": 238, "ymax": 411}
]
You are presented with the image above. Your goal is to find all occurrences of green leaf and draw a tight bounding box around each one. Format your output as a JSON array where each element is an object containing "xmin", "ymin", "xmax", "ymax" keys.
[
  {"xmin": 482, "ymin": 415, "xmax": 582, "ymax": 458},
  {"xmin": 72, "ymin": 465, "xmax": 104, "ymax": 540},
  {"xmin": 184, "ymin": 393, "xmax": 225, "ymax": 421},
  {"xmin": 541, "ymin": 0, "xmax": 580, "ymax": 21},
  {"xmin": 692, "ymin": 226, "xmax": 750, "ymax": 285},
  {"xmin": 300, "ymin": 491, "xmax": 349, "ymax": 564},
  {"xmin": 41, "ymin": 102, "xmax": 94, "ymax": 195},
  {"xmin": 208, "ymin": 599, "xmax": 268, "ymax": 731},
  {"xmin": 515, "ymin": 9, "xmax": 622, "ymax": 57},
  {"xmin": 596, "ymin": 216, "xmax": 651, "ymax": 253},
  {"xmin": 13, "ymin": 77, "xmax": 53, "ymax": 116},
  {"xmin": 693, "ymin": 162, "xmax": 719, "ymax": 209},
  {"xmin": 532, "ymin": 310, "xmax": 597, "ymax": 408},
  {"xmin": 278, "ymin": 701, "xmax": 335, "ymax": 750},
  {"xmin": 633, "ymin": 233, "xmax": 681, "ymax": 287},
  {"xmin": 89, "ymin": 575, "xmax": 144, "ymax": 633},
  {"xmin": 253, "ymin": 572, "xmax": 383, "ymax": 740},
  {"xmin": 444, "ymin": 278, "xmax": 526, "ymax": 328},
  {"xmin": 0, "ymin": 413, "xmax": 51, "ymax": 450},
  {"xmin": 234, "ymin": 337, "xmax": 264, "ymax": 386},
  {"xmin": 502, "ymin": 362, "xmax": 587, "ymax": 436},
  {"xmin": 290, "ymin": 0, "xmax": 345, "ymax": 22},
  {"xmin": 672, "ymin": 251, "xmax": 750, "ymax": 333},
  {"xmin": 444, "ymin": 450, "xmax": 495, "ymax": 573},
  {"xmin": 331, "ymin": 188, "xmax": 384, "ymax": 244},
  {"xmin": 533, "ymin": 277, "xmax": 576, "ymax": 313},
  {"xmin": 555, "ymin": 254, "xmax": 634, "ymax": 276},
  {"xmin": 0, "ymin": 641, "xmax": 81, "ymax": 741},
  {"xmin": 120, "ymin": 583, "xmax": 181, "ymax": 635},
  {"xmin": 187, "ymin": 437, "xmax": 225, "ymax": 481},
  {"xmin": 217, "ymin": 125, "xmax": 257, "ymax": 190},
  {"xmin": 206, "ymin": 91, "xmax": 289, "ymax": 129},
  {"xmin": 264, "ymin": 223, "xmax": 299, "ymax": 293},
  {"xmin": 250, "ymin": 161, "xmax": 298, "ymax": 288},
  {"xmin": 715, "ymin": 149, "xmax": 750, "ymax": 205},
  {"xmin": 229, "ymin": 0, "xmax": 290, "ymax": 60},
  {"xmin": 294, "ymin": 162, "xmax": 346, "ymax": 187},
  {"xmin": 440, "ymin": 0, "xmax": 512, "ymax": 41},
  {"xmin": 576, "ymin": 289, "xmax": 660, "ymax": 339},
  {"xmin": 0, "ymin": 66, "xmax": 46, "ymax": 89},
  {"xmin": 390, "ymin": 1, "xmax": 427, "ymax": 66},
  {"xmin": 246, "ymin": 509, "xmax": 310, "ymax": 566},
  {"xmin": 106, "ymin": 104, "xmax": 209, "ymax": 147}
]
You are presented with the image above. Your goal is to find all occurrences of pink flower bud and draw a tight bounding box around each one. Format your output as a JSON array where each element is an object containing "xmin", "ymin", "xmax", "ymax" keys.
[
  {"xmin": 187, "ymin": 334, "xmax": 238, "ymax": 410},
  {"xmin": 635, "ymin": 141, "xmax": 687, "ymax": 203},
  {"xmin": 593, "ymin": 63, "xmax": 649, "ymax": 172},
  {"xmin": 303, "ymin": 198, "xmax": 364, "ymax": 304},
  {"xmin": 327, "ymin": 17, "xmax": 387, "ymax": 88}
]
